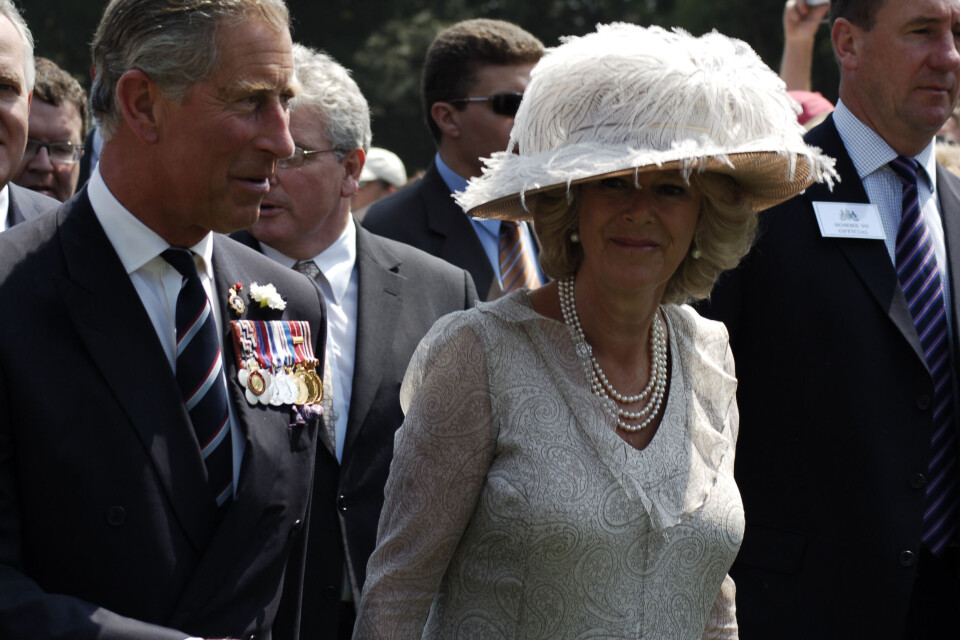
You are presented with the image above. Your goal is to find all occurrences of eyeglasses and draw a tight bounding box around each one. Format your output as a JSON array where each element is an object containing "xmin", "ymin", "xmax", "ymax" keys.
[
  {"xmin": 449, "ymin": 92, "xmax": 524, "ymax": 117},
  {"xmin": 278, "ymin": 146, "xmax": 342, "ymax": 169},
  {"xmin": 24, "ymin": 138, "xmax": 84, "ymax": 166}
]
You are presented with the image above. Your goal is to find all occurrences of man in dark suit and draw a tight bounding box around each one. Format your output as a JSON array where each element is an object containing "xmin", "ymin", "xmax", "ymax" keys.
[
  {"xmin": 233, "ymin": 44, "xmax": 477, "ymax": 640},
  {"xmin": 362, "ymin": 19, "xmax": 544, "ymax": 300},
  {"xmin": 0, "ymin": 3, "xmax": 58, "ymax": 229},
  {"xmin": 699, "ymin": 0, "xmax": 960, "ymax": 637},
  {"xmin": 0, "ymin": 1, "xmax": 327, "ymax": 638}
]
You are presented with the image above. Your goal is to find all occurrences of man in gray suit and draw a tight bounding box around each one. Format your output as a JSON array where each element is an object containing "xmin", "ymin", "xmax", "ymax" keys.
[
  {"xmin": 0, "ymin": 1, "xmax": 57, "ymax": 229},
  {"xmin": 233, "ymin": 44, "xmax": 477, "ymax": 640}
]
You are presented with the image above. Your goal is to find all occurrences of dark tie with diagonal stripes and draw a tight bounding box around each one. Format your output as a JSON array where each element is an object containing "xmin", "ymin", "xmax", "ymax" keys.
[
  {"xmin": 162, "ymin": 248, "xmax": 233, "ymax": 509},
  {"xmin": 499, "ymin": 221, "xmax": 541, "ymax": 293},
  {"xmin": 890, "ymin": 156, "xmax": 959, "ymax": 555}
]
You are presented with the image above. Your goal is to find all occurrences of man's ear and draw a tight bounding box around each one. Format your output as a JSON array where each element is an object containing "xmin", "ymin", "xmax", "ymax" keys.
[
  {"xmin": 341, "ymin": 148, "xmax": 365, "ymax": 198},
  {"xmin": 430, "ymin": 102, "xmax": 462, "ymax": 140},
  {"xmin": 115, "ymin": 69, "xmax": 165, "ymax": 143},
  {"xmin": 832, "ymin": 18, "xmax": 860, "ymax": 72}
]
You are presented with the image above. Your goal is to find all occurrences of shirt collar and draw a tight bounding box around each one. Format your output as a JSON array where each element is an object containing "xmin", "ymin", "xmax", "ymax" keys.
[
  {"xmin": 0, "ymin": 184, "xmax": 9, "ymax": 231},
  {"xmin": 833, "ymin": 99, "xmax": 937, "ymax": 190},
  {"xmin": 435, "ymin": 153, "xmax": 469, "ymax": 194},
  {"xmin": 259, "ymin": 218, "xmax": 357, "ymax": 306},
  {"xmin": 87, "ymin": 165, "xmax": 214, "ymax": 277}
]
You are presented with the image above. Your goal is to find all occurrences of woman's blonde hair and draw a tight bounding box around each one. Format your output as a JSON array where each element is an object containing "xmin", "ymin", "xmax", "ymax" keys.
[{"xmin": 534, "ymin": 173, "xmax": 757, "ymax": 304}]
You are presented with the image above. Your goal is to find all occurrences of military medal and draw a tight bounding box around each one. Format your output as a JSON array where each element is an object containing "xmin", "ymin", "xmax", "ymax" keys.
[
  {"xmin": 227, "ymin": 282, "xmax": 245, "ymax": 316},
  {"xmin": 230, "ymin": 318, "xmax": 321, "ymax": 407}
]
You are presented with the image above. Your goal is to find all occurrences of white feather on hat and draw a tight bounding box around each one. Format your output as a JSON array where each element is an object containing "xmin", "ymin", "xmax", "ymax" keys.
[{"xmin": 455, "ymin": 23, "xmax": 838, "ymax": 220}]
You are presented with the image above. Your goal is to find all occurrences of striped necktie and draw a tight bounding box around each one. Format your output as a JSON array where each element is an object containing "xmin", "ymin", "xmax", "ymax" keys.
[
  {"xmin": 162, "ymin": 249, "xmax": 233, "ymax": 509},
  {"xmin": 499, "ymin": 221, "xmax": 541, "ymax": 293},
  {"xmin": 890, "ymin": 155, "xmax": 959, "ymax": 555}
]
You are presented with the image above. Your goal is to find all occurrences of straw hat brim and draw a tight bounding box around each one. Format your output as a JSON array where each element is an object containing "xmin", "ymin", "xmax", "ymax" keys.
[{"xmin": 464, "ymin": 150, "xmax": 823, "ymax": 221}]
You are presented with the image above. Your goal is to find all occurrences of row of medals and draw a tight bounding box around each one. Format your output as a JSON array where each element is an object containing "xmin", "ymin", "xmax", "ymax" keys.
[{"xmin": 238, "ymin": 358, "xmax": 323, "ymax": 406}]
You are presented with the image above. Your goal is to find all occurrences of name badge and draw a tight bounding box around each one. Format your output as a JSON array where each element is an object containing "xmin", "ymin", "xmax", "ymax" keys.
[{"xmin": 812, "ymin": 202, "xmax": 886, "ymax": 240}]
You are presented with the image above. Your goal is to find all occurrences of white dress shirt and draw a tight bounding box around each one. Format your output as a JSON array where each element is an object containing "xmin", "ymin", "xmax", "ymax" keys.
[
  {"xmin": 261, "ymin": 221, "xmax": 359, "ymax": 462},
  {"xmin": 86, "ymin": 166, "xmax": 244, "ymax": 489},
  {"xmin": 0, "ymin": 185, "xmax": 10, "ymax": 232}
]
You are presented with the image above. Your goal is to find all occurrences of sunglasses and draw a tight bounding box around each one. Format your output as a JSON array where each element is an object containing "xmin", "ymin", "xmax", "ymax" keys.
[{"xmin": 449, "ymin": 92, "xmax": 524, "ymax": 117}]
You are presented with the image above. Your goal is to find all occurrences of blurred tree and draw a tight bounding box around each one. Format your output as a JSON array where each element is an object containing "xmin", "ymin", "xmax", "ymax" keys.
[{"xmin": 22, "ymin": 0, "xmax": 838, "ymax": 172}]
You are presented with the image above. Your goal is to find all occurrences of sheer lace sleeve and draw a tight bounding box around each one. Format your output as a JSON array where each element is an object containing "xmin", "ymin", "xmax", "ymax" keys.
[
  {"xmin": 353, "ymin": 313, "xmax": 497, "ymax": 640},
  {"xmin": 702, "ymin": 573, "xmax": 738, "ymax": 639}
]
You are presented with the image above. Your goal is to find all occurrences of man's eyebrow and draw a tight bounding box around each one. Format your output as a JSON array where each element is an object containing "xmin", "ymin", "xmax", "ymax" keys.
[{"xmin": 0, "ymin": 67, "xmax": 23, "ymax": 90}]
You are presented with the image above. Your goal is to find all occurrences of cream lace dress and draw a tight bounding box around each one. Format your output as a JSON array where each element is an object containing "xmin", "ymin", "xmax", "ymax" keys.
[{"xmin": 354, "ymin": 291, "xmax": 743, "ymax": 639}]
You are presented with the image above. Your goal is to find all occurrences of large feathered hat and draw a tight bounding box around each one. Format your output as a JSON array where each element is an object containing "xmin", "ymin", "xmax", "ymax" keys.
[{"xmin": 455, "ymin": 23, "xmax": 837, "ymax": 220}]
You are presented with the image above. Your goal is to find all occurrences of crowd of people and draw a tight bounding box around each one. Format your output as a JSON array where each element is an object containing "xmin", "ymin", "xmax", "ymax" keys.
[{"xmin": 0, "ymin": 0, "xmax": 958, "ymax": 639}]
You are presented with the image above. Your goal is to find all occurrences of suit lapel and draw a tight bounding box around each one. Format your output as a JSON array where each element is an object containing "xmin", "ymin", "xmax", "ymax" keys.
[
  {"xmin": 936, "ymin": 164, "xmax": 960, "ymax": 368},
  {"xmin": 421, "ymin": 163, "xmax": 498, "ymax": 298},
  {"xmin": 806, "ymin": 117, "xmax": 925, "ymax": 363},
  {"xmin": 56, "ymin": 194, "xmax": 218, "ymax": 550},
  {"xmin": 344, "ymin": 225, "xmax": 403, "ymax": 456}
]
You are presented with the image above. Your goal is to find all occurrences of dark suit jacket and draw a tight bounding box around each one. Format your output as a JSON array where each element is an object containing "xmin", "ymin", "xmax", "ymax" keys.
[
  {"xmin": 363, "ymin": 159, "xmax": 539, "ymax": 301},
  {"xmin": 233, "ymin": 222, "xmax": 477, "ymax": 639},
  {"xmin": 698, "ymin": 115, "xmax": 960, "ymax": 638},
  {"xmin": 7, "ymin": 182, "xmax": 58, "ymax": 226},
  {"xmin": 0, "ymin": 189, "xmax": 327, "ymax": 640}
]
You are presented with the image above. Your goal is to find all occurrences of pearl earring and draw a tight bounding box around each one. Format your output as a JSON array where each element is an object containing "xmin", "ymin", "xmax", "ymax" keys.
[
  {"xmin": 691, "ymin": 247, "xmax": 703, "ymax": 259},
  {"xmin": 570, "ymin": 230, "xmax": 580, "ymax": 243}
]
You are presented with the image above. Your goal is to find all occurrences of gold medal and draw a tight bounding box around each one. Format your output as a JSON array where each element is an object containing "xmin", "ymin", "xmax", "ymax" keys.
[
  {"xmin": 294, "ymin": 371, "xmax": 310, "ymax": 405},
  {"xmin": 302, "ymin": 368, "xmax": 320, "ymax": 405}
]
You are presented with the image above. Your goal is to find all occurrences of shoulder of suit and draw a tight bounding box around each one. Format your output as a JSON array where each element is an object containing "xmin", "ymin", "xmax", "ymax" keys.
[
  {"xmin": 9, "ymin": 183, "xmax": 60, "ymax": 215},
  {"xmin": 362, "ymin": 178, "xmax": 428, "ymax": 233}
]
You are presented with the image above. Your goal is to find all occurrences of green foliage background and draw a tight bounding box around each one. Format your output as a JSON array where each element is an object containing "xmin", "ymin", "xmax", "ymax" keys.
[{"xmin": 23, "ymin": 0, "xmax": 838, "ymax": 173}]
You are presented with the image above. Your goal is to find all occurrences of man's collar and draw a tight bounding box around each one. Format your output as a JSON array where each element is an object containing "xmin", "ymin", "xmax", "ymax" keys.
[
  {"xmin": 435, "ymin": 153, "xmax": 469, "ymax": 194},
  {"xmin": 260, "ymin": 219, "xmax": 357, "ymax": 305},
  {"xmin": 834, "ymin": 100, "xmax": 937, "ymax": 188},
  {"xmin": 87, "ymin": 165, "xmax": 214, "ymax": 277}
]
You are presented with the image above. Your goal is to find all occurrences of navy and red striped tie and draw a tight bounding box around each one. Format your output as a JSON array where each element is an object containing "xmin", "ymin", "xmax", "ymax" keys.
[
  {"xmin": 890, "ymin": 156, "xmax": 959, "ymax": 554},
  {"xmin": 162, "ymin": 248, "xmax": 233, "ymax": 509}
]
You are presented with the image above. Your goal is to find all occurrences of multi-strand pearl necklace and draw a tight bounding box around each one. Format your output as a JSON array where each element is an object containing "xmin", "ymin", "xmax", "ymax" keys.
[{"xmin": 558, "ymin": 277, "xmax": 668, "ymax": 432}]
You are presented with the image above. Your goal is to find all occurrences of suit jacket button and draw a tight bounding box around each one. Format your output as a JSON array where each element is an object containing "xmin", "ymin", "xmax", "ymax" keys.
[
  {"xmin": 247, "ymin": 634, "xmax": 257, "ymax": 640},
  {"xmin": 106, "ymin": 506, "xmax": 126, "ymax": 527},
  {"xmin": 899, "ymin": 550, "xmax": 916, "ymax": 567},
  {"xmin": 337, "ymin": 494, "xmax": 347, "ymax": 512},
  {"xmin": 292, "ymin": 518, "xmax": 302, "ymax": 531},
  {"xmin": 323, "ymin": 585, "xmax": 339, "ymax": 600},
  {"xmin": 916, "ymin": 395, "xmax": 932, "ymax": 410},
  {"xmin": 910, "ymin": 474, "xmax": 927, "ymax": 489}
]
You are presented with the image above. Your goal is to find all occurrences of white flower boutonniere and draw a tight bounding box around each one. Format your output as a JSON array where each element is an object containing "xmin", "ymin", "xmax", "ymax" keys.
[{"xmin": 249, "ymin": 282, "xmax": 287, "ymax": 311}]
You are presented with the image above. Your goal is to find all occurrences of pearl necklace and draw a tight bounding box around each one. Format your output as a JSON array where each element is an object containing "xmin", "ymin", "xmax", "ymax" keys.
[{"xmin": 558, "ymin": 277, "xmax": 668, "ymax": 432}]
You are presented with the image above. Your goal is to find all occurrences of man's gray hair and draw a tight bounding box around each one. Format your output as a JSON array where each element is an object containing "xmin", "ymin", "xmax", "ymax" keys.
[
  {"xmin": 90, "ymin": 0, "xmax": 291, "ymax": 139},
  {"xmin": 291, "ymin": 43, "xmax": 371, "ymax": 154},
  {"xmin": 0, "ymin": 0, "xmax": 35, "ymax": 92}
]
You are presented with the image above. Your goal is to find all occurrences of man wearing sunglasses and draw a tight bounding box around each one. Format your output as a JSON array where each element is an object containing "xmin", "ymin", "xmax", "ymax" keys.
[
  {"xmin": 13, "ymin": 57, "xmax": 87, "ymax": 203},
  {"xmin": 363, "ymin": 19, "xmax": 545, "ymax": 300}
]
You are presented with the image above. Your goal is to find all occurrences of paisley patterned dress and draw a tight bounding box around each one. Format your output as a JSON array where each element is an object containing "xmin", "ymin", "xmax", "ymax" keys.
[{"xmin": 354, "ymin": 291, "xmax": 744, "ymax": 639}]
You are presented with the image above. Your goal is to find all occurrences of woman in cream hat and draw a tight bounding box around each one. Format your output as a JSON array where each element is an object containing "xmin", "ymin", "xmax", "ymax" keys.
[{"xmin": 354, "ymin": 23, "xmax": 836, "ymax": 639}]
